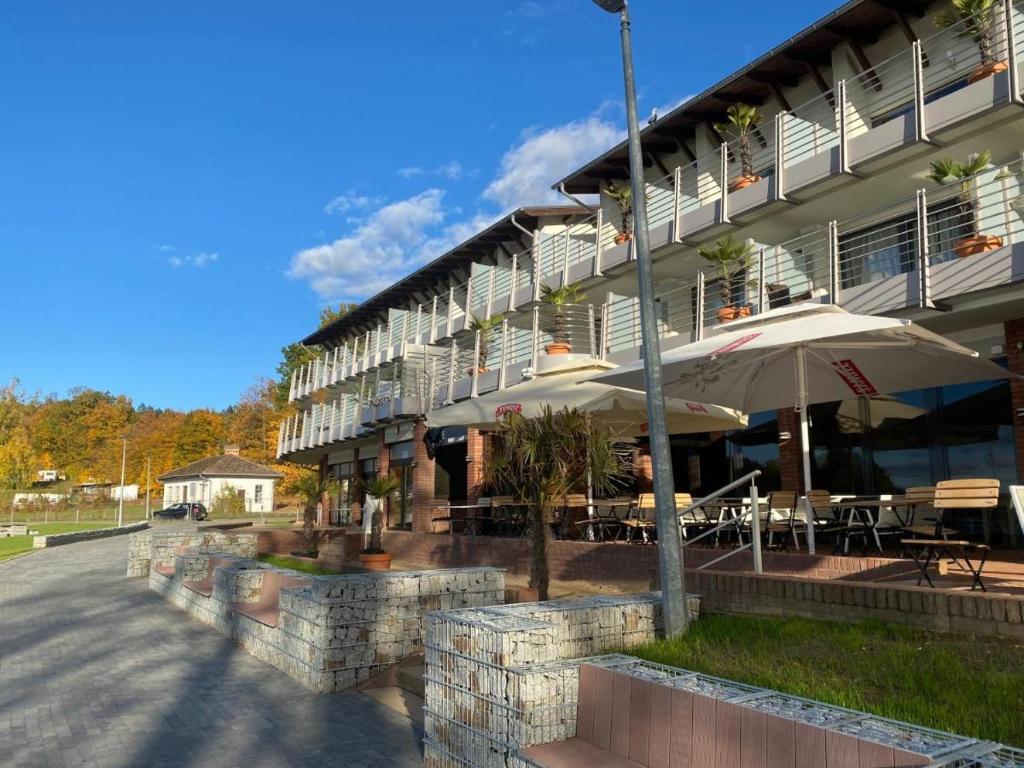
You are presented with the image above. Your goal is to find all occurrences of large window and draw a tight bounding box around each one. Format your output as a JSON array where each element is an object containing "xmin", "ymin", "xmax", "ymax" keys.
[{"xmin": 724, "ymin": 412, "xmax": 781, "ymax": 492}]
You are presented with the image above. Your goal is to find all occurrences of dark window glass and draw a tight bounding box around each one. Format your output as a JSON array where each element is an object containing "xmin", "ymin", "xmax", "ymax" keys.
[{"xmin": 726, "ymin": 411, "xmax": 780, "ymax": 491}]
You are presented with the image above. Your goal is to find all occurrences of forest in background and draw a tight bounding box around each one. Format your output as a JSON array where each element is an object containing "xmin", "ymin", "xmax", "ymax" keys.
[{"xmin": 0, "ymin": 303, "xmax": 356, "ymax": 499}]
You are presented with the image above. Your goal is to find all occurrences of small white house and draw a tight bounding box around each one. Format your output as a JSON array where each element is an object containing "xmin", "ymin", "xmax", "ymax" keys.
[{"xmin": 157, "ymin": 448, "xmax": 282, "ymax": 515}]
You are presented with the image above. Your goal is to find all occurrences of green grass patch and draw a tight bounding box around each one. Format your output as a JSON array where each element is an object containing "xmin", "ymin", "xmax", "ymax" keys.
[
  {"xmin": 256, "ymin": 553, "xmax": 343, "ymax": 575},
  {"xmin": 0, "ymin": 522, "xmax": 115, "ymax": 561},
  {"xmin": 626, "ymin": 614, "xmax": 1024, "ymax": 746}
]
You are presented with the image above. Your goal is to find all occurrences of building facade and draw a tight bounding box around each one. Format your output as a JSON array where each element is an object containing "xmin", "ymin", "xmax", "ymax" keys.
[
  {"xmin": 157, "ymin": 451, "xmax": 281, "ymax": 515},
  {"xmin": 280, "ymin": 0, "xmax": 1024, "ymax": 544}
]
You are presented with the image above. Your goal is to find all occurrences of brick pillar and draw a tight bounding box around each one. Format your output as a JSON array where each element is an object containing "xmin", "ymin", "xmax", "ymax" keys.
[
  {"xmin": 377, "ymin": 430, "xmax": 391, "ymax": 524},
  {"xmin": 317, "ymin": 455, "xmax": 330, "ymax": 527},
  {"xmin": 1005, "ymin": 318, "xmax": 1024, "ymax": 484},
  {"xmin": 777, "ymin": 408, "xmax": 804, "ymax": 492},
  {"xmin": 466, "ymin": 428, "xmax": 488, "ymax": 503},
  {"xmin": 411, "ymin": 420, "xmax": 437, "ymax": 533},
  {"xmin": 350, "ymin": 447, "xmax": 363, "ymax": 526},
  {"xmin": 634, "ymin": 447, "xmax": 653, "ymax": 493}
]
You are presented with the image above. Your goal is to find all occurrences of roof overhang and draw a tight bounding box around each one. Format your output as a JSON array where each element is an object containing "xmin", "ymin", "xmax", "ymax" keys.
[{"xmin": 556, "ymin": 0, "xmax": 932, "ymax": 194}]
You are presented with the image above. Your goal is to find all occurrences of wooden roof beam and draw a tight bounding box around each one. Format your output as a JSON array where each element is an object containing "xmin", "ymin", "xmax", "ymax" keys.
[
  {"xmin": 845, "ymin": 37, "xmax": 883, "ymax": 91},
  {"xmin": 894, "ymin": 10, "xmax": 930, "ymax": 66}
]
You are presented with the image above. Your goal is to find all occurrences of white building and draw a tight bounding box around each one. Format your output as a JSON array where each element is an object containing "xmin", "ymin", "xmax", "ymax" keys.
[{"xmin": 157, "ymin": 449, "xmax": 282, "ymax": 514}]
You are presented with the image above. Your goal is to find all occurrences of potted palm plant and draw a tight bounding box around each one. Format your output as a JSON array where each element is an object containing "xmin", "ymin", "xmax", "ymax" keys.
[
  {"xmin": 927, "ymin": 151, "xmax": 1004, "ymax": 258},
  {"xmin": 699, "ymin": 235, "xmax": 757, "ymax": 323},
  {"xmin": 468, "ymin": 313, "xmax": 502, "ymax": 374},
  {"xmin": 715, "ymin": 104, "xmax": 762, "ymax": 191},
  {"xmin": 935, "ymin": 0, "xmax": 1006, "ymax": 83},
  {"xmin": 359, "ymin": 473, "xmax": 400, "ymax": 570},
  {"xmin": 293, "ymin": 471, "xmax": 341, "ymax": 558},
  {"xmin": 541, "ymin": 283, "xmax": 586, "ymax": 355},
  {"xmin": 603, "ymin": 182, "xmax": 633, "ymax": 244},
  {"xmin": 485, "ymin": 406, "xmax": 631, "ymax": 601}
]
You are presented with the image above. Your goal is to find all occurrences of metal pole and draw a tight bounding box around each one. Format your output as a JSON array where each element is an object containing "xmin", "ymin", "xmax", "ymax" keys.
[
  {"xmin": 610, "ymin": 0, "xmax": 688, "ymax": 635},
  {"xmin": 117, "ymin": 438, "xmax": 127, "ymax": 527},
  {"xmin": 145, "ymin": 456, "xmax": 151, "ymax": 519},
  {"xmin": 749, "ymin": 479, "xmax": 763, "ymax": 574},
  {"xmin": 795, "ymin": 346, "xmax": 817, "ymax": 554}
]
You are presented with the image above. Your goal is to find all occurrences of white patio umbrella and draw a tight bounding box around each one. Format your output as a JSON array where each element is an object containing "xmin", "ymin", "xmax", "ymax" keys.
[
  {"xmin": 586, "ymin": 304, "xmax": 1015, "ymax": 553},
  {"xmin": 426, "ymin": 360, "xmax": 745, "ymax": 436}
]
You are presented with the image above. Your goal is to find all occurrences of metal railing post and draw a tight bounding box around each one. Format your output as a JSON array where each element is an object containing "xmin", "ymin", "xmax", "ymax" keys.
[
  {"xmin": 916, "ymin": 189, "xmax": 932, "ymax": 308},
  {"xmin": 429, "ymin": 296, "xmax": 438, "ymax": 343},
  {"xmin": 756, "ymin": 248, "xmax": 766, "ymax": 314},
  {"xmin": 719, "ymin": 143, "xmax": 731, "ymax": 223},
  {"xmin": 750, "ymin": 479, "xmax": 763, "ymax": 574},
  {"xmin": 509, "ymin": 254, "xmax": 519, "ymax": 311},
  {"xmin": 486, "ymin": 269, "xmax": 496, "ymax": 320},
  {"xmin": 599, "ymin": 299, "xmax": 610, "ymax": 360},
  {"xmin": 587, "ymin": 303, "xmax": 597, "ymax": 357},
  {"xmin": 672, "ymin": 165, "xmax": 683, "ymax": 241},
  {"xmin": 828, "ymin": 220, "xmax": 840, "ymax": 303},
  {"xmin": 531, "ymin": 305, "xmax": 541, "ymax": 366},
  {"xmin": 594, "ymin": 209, "xmax": 605, "ymax": 276},
  {"xmin": 1006, "ymin": 0, "xmax": 1022, "ymax": 103},
  {"xmin": 774, "ymin": 112, "xmax": 787, "ymax": 201},
  {"xmin": 695, "ymin": 271, "xmax": 706, "ymax": 341},
  {"xmin": 912, "ymin": 42, "xmax": 930, "ymax": 143},
  {"xmin": 837, "ymin": 79, "xmax": 850, "ymax": 174},
  {"xmin": 447, "ymin": 286, "xmax": 456, "ymax": 331},
  {"xmin": 531, "ymin": 230, "xmax": 542, "ymax": 303},
  {"xmin": 471, "ymin": 331, "xmax": 481, "ymax": 398},
  {"xmin": 561, "ymin": 229, "xmax": 571, "ymax": 278},
  {"xmin": 445, "ymin": 339, "xmax": 457, "ymax": 405},
  {"xmin": 498, "ymin": 318, "xmax": 509, "ymax": 389}
]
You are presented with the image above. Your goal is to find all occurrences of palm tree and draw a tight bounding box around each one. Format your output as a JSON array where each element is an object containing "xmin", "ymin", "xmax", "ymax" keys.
[
  {"xmin": 468, "ymin": 313, "xmax": 502, "ymax": 372},
  {"xmin": 603, "ymin": 182, "xmax": 633, "ymax": 242},
  {"xmin": 927, "ymin": 151, "xmax": 1001, "ymax": 255},
  {"xmin": 935, "ymin": 0, "xmax": 1001, "ymax": 68},
  {"xmin": 361, "ymin": 473, "xmax": 401, "ymax": 553},
  {"xmin": 715, "ymin": 104, "xmax": 762, "ymax": 188},
  {"xmin": 541, "ymin": 283, "xmax": 587, "ymax": 354},
  {"xmin": 698, "ymin": 235, "xmax": 757, "ymax": 321},
  {"xmin": 293, "ymin": 470, "xmax": 341, "ymax": 554},
  {"xmin": 486, "ymin": 406, "xmax": 631, "ymax": 600}
]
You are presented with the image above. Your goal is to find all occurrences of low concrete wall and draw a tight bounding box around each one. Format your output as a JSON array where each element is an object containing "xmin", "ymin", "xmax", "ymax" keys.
[
  {"xmin": 33, "ymin": 522, "xmax": 148, "ymax": 549},
  {"xmin": 1, "ymin": 525, "xmax": 29, "ymax": 538},
  {"xmin": 127, "ymin": 528, "xmax": 258, "ymax": 577},
  {"xmin": 423, "ymin": 592, "xmax": 702, "ymax": 767},
  {"xmin": 150, "ymin": 549, "xmax": 505, "ymax": 692},
  {"xmin": 687, "ymin": 569, "xmax": 1024, "ymax": 640}
]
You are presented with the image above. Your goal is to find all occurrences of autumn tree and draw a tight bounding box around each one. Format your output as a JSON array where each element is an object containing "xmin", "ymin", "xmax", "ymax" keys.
[
  {"xmin": 274, "ymin": 302, "xmax": 358, "ymax": 406},
  {"xmin": 0, "ymin": 426, "xmax": 35, "ymax": 489},
  {"xmin": 172, "ymin": 410, "xmax": 225, "ymax": 466}
]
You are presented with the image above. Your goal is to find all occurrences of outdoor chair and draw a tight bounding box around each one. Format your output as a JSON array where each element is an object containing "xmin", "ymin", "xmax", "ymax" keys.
[
  {"xmin": 429, "ymin": 499, "xmax": 452, "ymax": 533},
  {"xmin": 897, "ymin": 486, "xmax": 955, "ymax": 542},
  {"xmin": 763, "ymin": 490, "xmax": 800, "ymax": 551},
  {"xmin": 675, "ymin": 493, "xmax": 704, "ymax": 541},
  {"xmin": 183, "ymin": 556, "xmax": 237, "ymax": 597},
  {"xmin": 491, "ymin": 495, "xmax": 525, "ymax": 537},
  {"xmin": 561, "ymin": 493, "xmax": 590, "ymax": 539},
  {"xmin": 575, "ymin": 496, "xmax": 633, "ymax": 541},
  {"xmin": 622, "ymin": 493, "xmax": 656, "ymax": 543},
  {"xmin": 232, "ymin": 570, "xmax": 312, "ymax": 627}
]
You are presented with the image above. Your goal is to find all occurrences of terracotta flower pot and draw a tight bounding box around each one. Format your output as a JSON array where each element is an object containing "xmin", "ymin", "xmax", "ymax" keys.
[
  {"xmin": 545, "ymin": 342, "xmax": 572, "ymax": 355},
  {"xmin": 467, "ymin": 367, "xmax": 489, "ymax": 376},
  {"xmin": 729, "ymin": 174, "xmax": 761, "ymax": 192},
  {"xmin": 967, "ymin": 60, "xmax": 1008, "ymax": 84},
  {"xmin": 359, "ymin": 552, "xmax": 392, "ymax": 571},
  {"xmin": 716, "ymin": 305, "xmax": 752, "ymax": 324},
  {"xmin": 953, "ymin": 234, "xmax": 1003, "ymax": 258},
  {"xmin": 614, "ymin": 231, "xmax": 633, "ymax": 245}
]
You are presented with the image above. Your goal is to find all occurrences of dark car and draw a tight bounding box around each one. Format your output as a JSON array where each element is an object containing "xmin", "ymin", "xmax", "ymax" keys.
[{"xmin": 153, "ymin": 502, "xmax": 208, "ymax": 521}]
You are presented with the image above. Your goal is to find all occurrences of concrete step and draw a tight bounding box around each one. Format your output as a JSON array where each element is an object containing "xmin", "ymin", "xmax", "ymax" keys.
[{"xmin": 397, "ymin": 652, "xmax": 425, "ymax": 699}]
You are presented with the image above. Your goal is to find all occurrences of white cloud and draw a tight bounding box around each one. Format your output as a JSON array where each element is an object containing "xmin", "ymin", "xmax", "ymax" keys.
[
  {"xmin": 434, "ymin": 160, "xmax": 464, "ymax": 180},
  {"xmin": 158, "ymin": 244, "xmax": 176, "ymax": 252},
  {"xmin": 397, "ymin": 166, "xmax": 424, "ymax": 178},
  {"xmin": 484, "ymin": 116, "xmax": 624, "ymax": 210},
  {"xmin": 323, "ymin": 191, "xmax": 383, "ymax": 215},
  {"xmin": 168, "ymin": 252, "xmax": 218, "ymax": 269},
  {"xmin": 289, "ymin": 189, "xmax": 448, "ymax": 300}
]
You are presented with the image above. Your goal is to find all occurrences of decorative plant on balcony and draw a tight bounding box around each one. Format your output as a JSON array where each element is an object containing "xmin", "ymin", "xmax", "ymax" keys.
[
  {"xmin": 935, "ymin": 0, "xmax": 1006, "ymax": 83},
  {"xmin": 603, "ymin": 182, "xmax": 634, "ymax": 244},
  {"xmin": 698, "ymin": 235, "xmax": 757, "ymax": 323},
  {"xmin": 468, "ymin": 313, "xmax": 502, "ymax": 374},
  {"xmin": 541, "ymin": 283, "xmax": 587, "ymax": 355},
  {"xmin": 715, "ymin": 104, "xmax": 763, "ymax": 191},
  {"xmin": 293, "ymin": 470, "xmax": 341, "ymax": 557},
  {"xmin": 927, "ymin": 150, "xmax": 1004, "ymax": 258},
  {"xmin": 358, "ymin": 472, "xmax": 401, "ymax": 570},
  {"xmin": 485, "ymin": 406, "xmax": 631, "ymax": 600}
]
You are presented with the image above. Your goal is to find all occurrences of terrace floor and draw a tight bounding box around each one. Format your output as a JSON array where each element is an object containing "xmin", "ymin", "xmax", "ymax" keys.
[{"xmin": 0, "ymin": 537, "xmax": 424, "ymax": 768}]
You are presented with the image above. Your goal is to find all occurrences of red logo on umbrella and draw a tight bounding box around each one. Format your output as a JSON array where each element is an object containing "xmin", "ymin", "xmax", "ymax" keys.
[
  {"xmin": 685, "ymin": 402, "xmax": 708, "ymax": 413},
  {"xmin": 495, "ymin": 403, "xmax": 523, "ymax": 418},
  {"xmin": 709, "ymin": 333, "xmax": 761, "ymax": 358},
  {"xmin": 832, "ymin": 359, "xmax": 878, "ymax": 396}
]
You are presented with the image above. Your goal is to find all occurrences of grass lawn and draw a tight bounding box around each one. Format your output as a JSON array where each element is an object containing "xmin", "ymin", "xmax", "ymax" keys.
[
  {"xmin": 0, "ymin": 522, "xmax": 114, "ymax": 561},
  {"xmin": 626, "ymin": 614, "xmax": 1024, "ymax": 747},
  {"xmin": 256, "ymin": 553, "xmax": 345, "ymax": 575}
]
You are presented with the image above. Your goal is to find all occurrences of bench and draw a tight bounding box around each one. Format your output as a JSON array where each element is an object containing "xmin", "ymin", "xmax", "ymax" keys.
[
  {"xmin": 232, "ymin": 570, "xmax": 311, "ymax": 627},
  {"xmin": 901, "ymin": 539, "xmax": 991, "ymax": 591},
  {"xmin": 521, "ymin": 663, "xmax": 930, "ymax": 768},
  {"xmin": 183, "ymin": 556, "xmax": 239, "ymax": 597}
]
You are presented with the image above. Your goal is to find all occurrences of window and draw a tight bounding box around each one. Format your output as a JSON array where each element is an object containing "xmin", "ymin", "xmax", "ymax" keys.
[{"xmin": 254, "ymin": 484, "xmax": 263, "ymax": 503}]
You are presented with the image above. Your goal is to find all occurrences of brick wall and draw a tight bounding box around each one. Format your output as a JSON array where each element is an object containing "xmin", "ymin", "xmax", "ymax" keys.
[
  {"xmin": 466, "ymin": 428, "xmax": 487, "ymax": 502},
  {"xmin": 412, "ymin": 420, "xmax": 436, "ymax": 533},
  {"xmin": 777, "ymin": 408, "xmax": 804, "ymax": 492},
  {"xmin": 688, "ymin": 569, "xmax": 1024, "ymax": 639},
  {"xmin": 377, "ymin": 430, "xmax": 391, "ymax": 523},
  {"xmin": 1006, "ymin": 318, "xmax": 1024, "ymax": 484}
]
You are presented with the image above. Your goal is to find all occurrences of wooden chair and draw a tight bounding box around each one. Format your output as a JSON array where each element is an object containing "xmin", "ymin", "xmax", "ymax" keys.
[
  {"xmin": 897, "ymin": 486, "xmax": 953, "ymax": 540},
  {"xmin": 429, "ymin": 498, "xmax": 452, "ymax": 533},
  {"xmin": 933, "ymin": 479, "xmax": 999, "ymax": 536},
  {"xmin": 675, "ymin": 493, "xmax": 704, "ymax": 541},
  {"xmin": 622, "ymin": 493, "xmax": 656, "ymax": 543},
  {"xmin": 489, "ymin": 495, "xmax": 520, "ymax": 537},
  {"xmin": 764, "ymin": 490, "xmax": 800, "ymax": 551}
]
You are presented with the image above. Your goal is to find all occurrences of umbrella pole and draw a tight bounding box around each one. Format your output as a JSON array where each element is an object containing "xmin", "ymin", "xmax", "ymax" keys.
[{"xmin": 796, "ymin": 347, "xmax": 817, "ymax": 554}]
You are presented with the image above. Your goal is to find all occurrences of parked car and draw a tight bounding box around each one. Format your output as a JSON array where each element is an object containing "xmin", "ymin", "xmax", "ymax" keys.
[{"xmin": 153, "ymin": 502, "xmax": 208, "ymax": 521}]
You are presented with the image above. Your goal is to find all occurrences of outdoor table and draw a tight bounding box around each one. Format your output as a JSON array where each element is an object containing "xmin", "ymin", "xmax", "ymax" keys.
[
  {"xmin": 696, "ymin": 498, "xmax": 749, "ymax": 546},
  {"xmin": 585, "ymin": 499, "xmax": 633, "ymax": 541},
  {"xmin": 830, "ymin": 497, "xmax": 905, "ymax": 555},
  {"xmin": 445, "ymin": 503, "xmax": 491, "ymax": 536}
]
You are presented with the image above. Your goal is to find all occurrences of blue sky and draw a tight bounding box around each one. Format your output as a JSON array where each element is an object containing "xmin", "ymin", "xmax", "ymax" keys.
[{"xmin": 0, "ymin": 0, "xmax": 832, "ymax": 410}]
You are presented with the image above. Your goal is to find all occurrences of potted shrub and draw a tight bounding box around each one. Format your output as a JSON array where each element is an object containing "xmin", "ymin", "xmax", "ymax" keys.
[
  {"xmin": 936, "ymin": 0, "xmax": 1006, "ymax": 83},
  {"xmin": 698, "ymin": 235, "xmax": 757, "ymax": 323},
  {"xmin": 359, "ymin": 473, "xmax": 400, "ymax": 570},
  {"xmin": 603, "ymin": 182, "xmax": 633, "ymax": 244},
  {"xmin": 541, "ymin": 284, "xmax": 586, "ymax": 355},
  {"xmin": 467, "ymin": 313, "xmax": 502, "ymax": 374},
  {"xmin": 292, "ymin": 471, "xmax": 341, "ymax": 558},
  {"xmin": 927, "ymin": 151, "xmax": 1004, "ymax": 258},
  {"xmin": 715, "ymin": 104, "xmax": 762, "ymax": 191}
]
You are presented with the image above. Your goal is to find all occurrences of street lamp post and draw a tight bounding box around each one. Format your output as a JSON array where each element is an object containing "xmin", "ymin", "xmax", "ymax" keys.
[
  {"xmin": 117, "ymin": 438, "xmax": 127, "ymax": 527},
  {"xmin": 591, "ymin": 0, "xmax": 688, "ymax": 636}
]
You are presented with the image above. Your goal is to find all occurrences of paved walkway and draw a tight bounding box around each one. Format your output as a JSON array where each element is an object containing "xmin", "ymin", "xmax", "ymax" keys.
[{"xmin": 0, "ymin": 538, "xmax": 424, "ymax": 768}]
